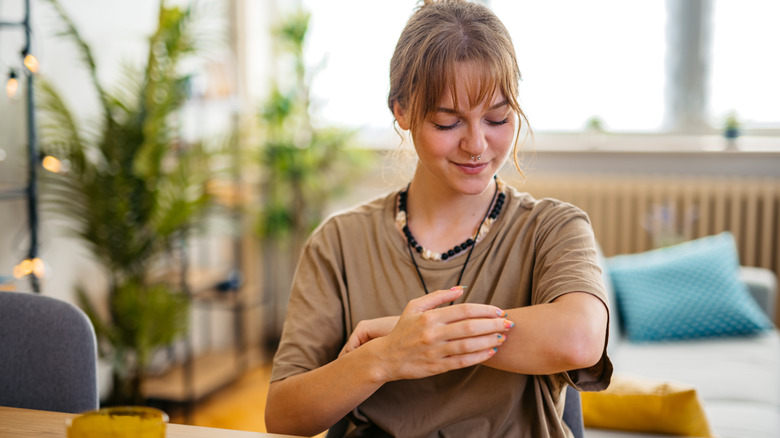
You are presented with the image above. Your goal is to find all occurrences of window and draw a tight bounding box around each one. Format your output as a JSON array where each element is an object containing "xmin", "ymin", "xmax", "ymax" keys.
[
  {"xmin": 303, "ymin": 0, "xmax": 418, "ymax": 131},
  {"xmin": 302, "ymin": 0, "xmax": 780, "ymax": 137},
  {"xmin": 710, "ymin": 0, "xmax": 780, "ymax": 130},
  {"xmin": 493, "ymin": 0, "xmax": 666, "ymax": 132}
]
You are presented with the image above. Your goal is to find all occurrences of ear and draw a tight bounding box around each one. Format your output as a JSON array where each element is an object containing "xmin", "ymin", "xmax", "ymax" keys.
[{"xmin": 392, "ymin": 101, "xmax": 411, "ymax": 131}]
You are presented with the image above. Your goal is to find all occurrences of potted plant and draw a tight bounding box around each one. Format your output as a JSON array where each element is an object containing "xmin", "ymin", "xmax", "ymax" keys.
[
  {"xmin": 256, "ymin": 9, "xmax": 369, "ymax": 349},
  {"xmin": 36, "ymin": 0, "xmax": 214, "ymax": 405}
]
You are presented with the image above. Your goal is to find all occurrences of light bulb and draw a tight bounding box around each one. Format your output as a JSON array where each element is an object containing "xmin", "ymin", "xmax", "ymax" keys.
[
  {"xmin": 24, "ymin": 54, "xmax": 39, "ymax": 73},
  {"xmin": 6, "ymin": 71, "xmax": 18, "ymax": 99},
  {"xmin": 42, "ymin": 155, "xmax": 62, "ymax": 173},
  {"xmin": 32, "ymin": 258, "xmax": 46, "ymax": 278},
  {"xmin": 13, "ymin": 259, "xmax": 33, "ymax": 279}
]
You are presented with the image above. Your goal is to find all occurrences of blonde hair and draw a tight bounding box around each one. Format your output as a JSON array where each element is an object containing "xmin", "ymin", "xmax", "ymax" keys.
[{"xmin": 387, "ymin": 0, "xmax": 530, "ymax": 174}]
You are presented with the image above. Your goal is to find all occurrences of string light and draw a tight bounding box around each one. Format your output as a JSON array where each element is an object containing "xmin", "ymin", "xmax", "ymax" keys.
[
  {"xmin": 41, "ymin": 155, "xmax": 63, "ymax": 173},
  {"xmin": 31, "ymin": 258, "xmax": 45, "ymax": 278},
  {"xmin": 13, "ymin": 258, "xmax": 46, "ymax": 279},
  {"xmin": 6, "ymin": 70, "xmax": 19, "ymax": 99},
  {"xmin": 23, "ymin": 54, "xmax": 39, "ymax": 73}
]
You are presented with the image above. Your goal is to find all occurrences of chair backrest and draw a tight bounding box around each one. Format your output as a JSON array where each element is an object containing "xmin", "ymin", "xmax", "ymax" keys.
[
  {"xmin": 0, "ymin": 291, "xmax": 99, "ymax": 413},
  {"xmin": 563, "ymin": 385, "xmax": 584, "ymax": 438}
]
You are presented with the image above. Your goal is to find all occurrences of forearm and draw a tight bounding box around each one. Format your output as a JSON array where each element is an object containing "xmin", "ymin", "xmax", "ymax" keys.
[
  {"xmin": 483, "ymin": 292, "xmax": 608, "ymax": 375},
  {"xmin": 266, "ymin": 288, "xmax": 510, "ymax": 435},
  {"xmin": 265, "ymin": 344, "xmax": 385, "ymax": 436}
]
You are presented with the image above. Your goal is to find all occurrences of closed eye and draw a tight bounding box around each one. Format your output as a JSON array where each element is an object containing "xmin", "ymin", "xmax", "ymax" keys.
[
  {"xmin": 487, "ymin": 117, "xmax": 509, "ymax": 127},
  {"xmin": 433, "ymin": 121, "xmax": 460, "ymax": 131}
]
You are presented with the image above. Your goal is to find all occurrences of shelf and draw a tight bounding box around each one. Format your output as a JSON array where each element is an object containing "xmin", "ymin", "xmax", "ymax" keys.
[
  {"xmin": 159, "ymin": 267, "xmax": 236, "ymax": 297},
  {"xmin": 143, "ymin": 350, "xmax": 242, "ymax": 403}
]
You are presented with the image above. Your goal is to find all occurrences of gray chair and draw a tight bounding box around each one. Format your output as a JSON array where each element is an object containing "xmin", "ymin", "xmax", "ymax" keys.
[
  {"xmin": 0, "ymin": 291, "xmax": 99, "ymax": 413},
  {"xmin": 326, "ymin": 385, "xmax": 584, "ymax": 438}
]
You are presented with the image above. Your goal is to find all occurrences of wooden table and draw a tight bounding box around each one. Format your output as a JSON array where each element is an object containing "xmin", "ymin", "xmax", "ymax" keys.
[{"xmin": 0, "ymin": 406, "xmax": 303, "ymax": 438}]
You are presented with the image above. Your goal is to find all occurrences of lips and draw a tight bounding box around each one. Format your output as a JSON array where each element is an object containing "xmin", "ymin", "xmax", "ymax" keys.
[{"xmin": 454, "ymin": 162, "xmax": 488, "ymax": 175}]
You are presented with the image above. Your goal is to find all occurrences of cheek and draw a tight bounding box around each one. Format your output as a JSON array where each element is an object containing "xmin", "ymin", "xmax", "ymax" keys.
[
  {"xmin": 488, "ymin": 125, "xmax": 516, "ymax": 153},
  {"xmin": 414, "ymin": 129, "xmax": 457, "ymax": 158}
]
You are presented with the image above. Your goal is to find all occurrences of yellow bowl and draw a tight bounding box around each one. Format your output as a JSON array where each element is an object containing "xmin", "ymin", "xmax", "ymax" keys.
[{"xmin": 66, "ymin": 406, "xmax": 168, "ymax": 438}]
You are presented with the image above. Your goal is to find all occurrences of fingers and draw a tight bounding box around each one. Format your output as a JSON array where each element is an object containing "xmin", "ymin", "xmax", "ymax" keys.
[
  {"xmin": 441, "ymin": 347, "xmax": 500, "ymax": 370},
  {"xmin": 408, "ymin": 286, "xmax": 506, "ymax": 321},
  {"xmin": 435, "ymin": 333, "xmax": 507, "ymax": 371},
  {"xmin": 405, "ymin": 286, "xmax": 514, "ymax": 344},
  {"xmin": 339, "ymin": 337, "xmax": 361, "ymax": 357},
  {"xmin": 340, "ymin": 316, "xmax": 400, "ymax": 357},
  {"xmin": 406, "ymin": 286, "xmax": 466, "ymax": 314},
  {"xmin": 441, "ymin": 331, "xmax": 507, "ymax": 357},
  {"xmin": 435, "ymin": 301, "xmax": 508, "ymax": 323},
  {"xmin": 444, "ymin": 316, "xmax": 514, "ymax": 341}
]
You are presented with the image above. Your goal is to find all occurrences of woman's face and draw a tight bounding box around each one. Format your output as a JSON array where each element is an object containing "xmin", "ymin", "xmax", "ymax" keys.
[{"xmin": 395, "ymin": 63, "xmax": 517, "ymax": 196}]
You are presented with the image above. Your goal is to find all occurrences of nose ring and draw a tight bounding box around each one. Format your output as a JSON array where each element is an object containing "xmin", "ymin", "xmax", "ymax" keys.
[{"xmin": 470, "ymin": 154, "xmax": 482, "ymax": 161}]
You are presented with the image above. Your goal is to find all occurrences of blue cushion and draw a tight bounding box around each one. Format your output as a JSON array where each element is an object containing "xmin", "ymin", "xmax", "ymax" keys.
[{"xmin": 606, "ymin": 232, "xmax": 773, "ymax": 342}]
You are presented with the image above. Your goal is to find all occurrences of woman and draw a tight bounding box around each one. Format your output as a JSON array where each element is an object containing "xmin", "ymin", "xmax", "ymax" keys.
[{"xmin": 265, "ymin": 1, "xmax": 612, "ymax": 436}]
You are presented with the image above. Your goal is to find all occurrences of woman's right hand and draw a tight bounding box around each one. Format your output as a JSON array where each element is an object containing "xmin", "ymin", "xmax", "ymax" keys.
[
  {"xmin": 340, "ymin": 316, "xmax": 400, "ymax": 357},
  {"xmin": 370, "ymin": 286, "xmax": 513, "ymax": 382}
]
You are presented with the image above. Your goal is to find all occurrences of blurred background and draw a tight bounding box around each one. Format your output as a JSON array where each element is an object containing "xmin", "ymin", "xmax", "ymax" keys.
[{"xmin": 1, "ymin": 0, "xmax": 778, "ymax": 435}]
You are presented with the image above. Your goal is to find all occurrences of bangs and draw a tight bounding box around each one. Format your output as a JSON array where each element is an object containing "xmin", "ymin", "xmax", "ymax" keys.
[
  {"xmin": 409, "ymin": 52, "xmax": 521, "ymax": 132},
  {"xmin": 444, "ymin": 58, "xmax": 516, "ymax": 113}
]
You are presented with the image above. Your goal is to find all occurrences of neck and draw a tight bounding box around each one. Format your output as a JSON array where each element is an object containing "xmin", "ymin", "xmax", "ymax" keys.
[{"xmin": 405, "ymin": 171, "xmax": 497, "ymax": 254}]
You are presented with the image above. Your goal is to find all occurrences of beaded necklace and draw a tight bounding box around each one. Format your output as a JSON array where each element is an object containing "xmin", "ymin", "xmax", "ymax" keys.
[{"xmin": 397, "ymin": 177, "xmax": 506, "ymax": 295}]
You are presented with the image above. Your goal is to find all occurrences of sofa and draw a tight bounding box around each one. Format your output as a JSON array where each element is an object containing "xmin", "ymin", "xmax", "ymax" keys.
[{"xmin": 585, "ymin": 233, "xmax": 780, "ymax": 438}]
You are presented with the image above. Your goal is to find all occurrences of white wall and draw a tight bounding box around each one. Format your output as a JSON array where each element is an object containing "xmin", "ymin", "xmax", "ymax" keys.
[{"xmin": 0, "ymin": 0, "xmax": 156, "ymax": 301}]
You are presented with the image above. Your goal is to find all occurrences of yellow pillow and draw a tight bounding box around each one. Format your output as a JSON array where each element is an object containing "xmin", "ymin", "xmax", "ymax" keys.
[{"xmin": 581, "ymin": 374, "xmax": 714, "ymax": 437}]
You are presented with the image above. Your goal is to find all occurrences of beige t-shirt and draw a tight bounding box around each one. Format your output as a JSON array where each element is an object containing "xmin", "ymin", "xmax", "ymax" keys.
[{"xmin": 271, "ymin": 185, "xmax": 612, "ymax": 438}]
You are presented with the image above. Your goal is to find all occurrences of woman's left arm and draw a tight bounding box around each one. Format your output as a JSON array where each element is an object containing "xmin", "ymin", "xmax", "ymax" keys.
[
  {"xmin": 482, "ymin": 291, "xmax": 608, "ymax": 374},
  {"xmin": 341, "ymin": 292, "xmax": 607, "ymax": 375}
]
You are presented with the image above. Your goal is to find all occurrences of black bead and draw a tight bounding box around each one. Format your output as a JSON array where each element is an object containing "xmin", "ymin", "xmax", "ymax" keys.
[{"xmin": 399, "ymin": 183, "xmax": 505, "ymax": 265}]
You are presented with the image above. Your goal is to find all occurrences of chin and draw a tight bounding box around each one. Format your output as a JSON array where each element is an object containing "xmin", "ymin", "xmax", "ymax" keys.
[{"xmin": 453, "ymin": 175, "xmax": 496, "ymax": 196}]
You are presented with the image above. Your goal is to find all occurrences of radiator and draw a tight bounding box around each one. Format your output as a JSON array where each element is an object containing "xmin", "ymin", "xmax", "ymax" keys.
[{"xmin": 511, "ymin": 173, "xmax": 780, "ymax": 292}]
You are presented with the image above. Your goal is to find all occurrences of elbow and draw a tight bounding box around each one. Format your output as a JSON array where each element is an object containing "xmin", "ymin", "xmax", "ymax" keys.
[
  {"xmin": 562, "ymin": 326, "xmax": 605, "ymax": 369},
  {"xmin": 556, "ymin": 293, "xmax": 609, "ymax": 369},
  {"xmin": 264, "ymin": 393, "xmax": 283, "ymax": 433},
  {"xmin": 264, "ymin": 385, "xmax": 294, "ymax": 435},
  {"xmin": 265, "ymin": 384, "xmax": 329, "ymax": 436},
  {"xmin": 264, "ymin": 404, "xmax": 301, "ymax": 436}
]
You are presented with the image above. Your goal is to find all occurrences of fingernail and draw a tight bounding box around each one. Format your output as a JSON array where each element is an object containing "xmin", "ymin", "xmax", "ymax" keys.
[
  {"xmin": 497, "ymin": 334, "xmax": 506, "ymax": 343},
  {"xmin": 503, "ymin": 320, "xmax": 515, "ymax": 329},
  {"xmin": 496, "ymin": 308, "xmax": 507, "ymax": 317},
  {"xmin": 450, "ymin": 285, "xmax": 467, "ymax": 292},
  {"xmin": 488, "ymin": 347, "xmax": 497, "ymax": 356}
]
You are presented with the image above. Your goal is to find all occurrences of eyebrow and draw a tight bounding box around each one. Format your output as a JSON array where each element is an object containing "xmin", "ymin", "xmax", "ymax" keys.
[{"xmin": 436, "ymin": 100, "xmax": 509, "ymax": 114}]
